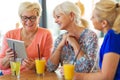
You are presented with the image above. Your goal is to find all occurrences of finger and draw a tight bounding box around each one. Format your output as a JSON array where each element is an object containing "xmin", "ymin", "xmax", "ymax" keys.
[
  {"xmin": 22, "ymin": 60, "xmax": 29, "ymax": 68},
  {"xmin": 24, "ymin": 59, "xmax": 34, "ymax": 65},
  {"xmin": 23, "ymin": 60, "xmax": 34, "ymax": 70},
  {"xmin": 28, "ymin": 58, "xmax": 34, "ymax": 62},
  {"xmin": 6, "ymin": 52, "xmax": 15, "ymax": 58},
  {"xmin": 6, "ymin": 48, "xmax": 14, "ymax": 54},
  {"xmin": 63, "ymin": 34, "xmax": 67, "ymax": 39},
  {"xmin": 23, "ymin": 59, "xmax": 29, "ymax": 64}
]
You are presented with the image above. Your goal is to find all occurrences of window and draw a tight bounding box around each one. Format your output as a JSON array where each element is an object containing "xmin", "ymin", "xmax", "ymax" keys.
[{"xmin": 116, "ymin": 0, "xmax": 120, "ymax": 2}]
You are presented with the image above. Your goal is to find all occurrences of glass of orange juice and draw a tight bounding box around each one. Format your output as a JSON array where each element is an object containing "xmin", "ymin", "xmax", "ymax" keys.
[
  {"xmin": 63, "ymin": 63, "xmax": 75, "ymax": 80},
  {"xmin": 35, "ymin": 58, "xmax": 46, "ymax": 76}
]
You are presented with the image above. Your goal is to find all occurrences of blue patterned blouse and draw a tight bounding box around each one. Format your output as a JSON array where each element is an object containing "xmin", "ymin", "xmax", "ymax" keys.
[{"xmin": 47, "ymin": 29, "xmax": 98, "ymax": 72}]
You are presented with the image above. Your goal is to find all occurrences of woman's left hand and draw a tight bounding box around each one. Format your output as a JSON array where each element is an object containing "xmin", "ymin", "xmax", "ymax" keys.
[{"xmin": 22, "ymin": 58, "xmax": 35, "ymax": 70}]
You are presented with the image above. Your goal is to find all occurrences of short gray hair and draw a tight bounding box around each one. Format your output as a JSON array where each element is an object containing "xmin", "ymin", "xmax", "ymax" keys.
[
  {"xmin": 53, "ymin": 1, "xmax": 88, "ymax": 27},
  {"xmin": 18, "ymin": 1, "xmax": 42, "ymax": 17}
]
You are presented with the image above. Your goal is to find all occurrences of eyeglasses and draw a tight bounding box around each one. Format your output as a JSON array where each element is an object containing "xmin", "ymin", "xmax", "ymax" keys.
[{"xmin": 21, "ymin": 16, "xmax": 37, "ymax": 22}]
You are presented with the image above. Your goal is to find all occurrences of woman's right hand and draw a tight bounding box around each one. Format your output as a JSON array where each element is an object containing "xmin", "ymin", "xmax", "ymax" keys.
[
  {"xmin": 2, "ymin": 48, "xmax": 16, "ymax": 69},
  {"xmin": 5, "ymin": 48, "xmax": 16, "ymax": 58}
]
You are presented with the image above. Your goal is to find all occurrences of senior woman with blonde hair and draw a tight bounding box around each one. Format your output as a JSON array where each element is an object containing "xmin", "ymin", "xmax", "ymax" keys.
[
  {"xmin": 74, "ymin": 0, "xmax": 120, "ymax": 80},
  {"xmin": 0, "ymin": 1, "xmax": 53, "ymax": 75},
  {"xmin": 47, "ymin": 1, "xmax": 98, "ymax": 73}
]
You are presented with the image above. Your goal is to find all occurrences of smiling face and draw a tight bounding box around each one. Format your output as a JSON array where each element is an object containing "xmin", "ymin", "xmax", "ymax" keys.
[
  {"xmin": 54, "ymin": 12, "xmax": 73, "ymax": 30},
  {"xmin": 21, "ymin": 10, "xmax": 39, "ymax": 32}
]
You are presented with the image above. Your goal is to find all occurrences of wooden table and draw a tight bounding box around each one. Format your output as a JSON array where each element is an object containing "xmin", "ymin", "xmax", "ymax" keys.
[{"xmin": 0, "ymin": 70, "xmax": 64, "ymax": 80}]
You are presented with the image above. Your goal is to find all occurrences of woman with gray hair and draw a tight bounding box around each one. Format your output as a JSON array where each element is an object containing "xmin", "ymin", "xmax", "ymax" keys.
[
  {"xmin": 74, "ymin": 0, "xmax": 120, "ymax": 80},
  {"xmin": 47, "ymin": 1, "xmax": 98, "ymax": 73},
  {"xmin": 0, "ymin": 1, "xmax": 53, "ymax": 75}
]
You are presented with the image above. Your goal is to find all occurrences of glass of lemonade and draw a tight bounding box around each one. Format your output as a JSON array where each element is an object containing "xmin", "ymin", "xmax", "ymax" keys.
[
  {"xmin": 10, "ymin": 58, "xmax": 21, "ymax": 79},
  {"xmin": 63, "ymin": 64, "xmax": 75, "ymax": 80},
  {"xmin": 35, "ymin": 58, "xmax": 46, "ymax": 76}
]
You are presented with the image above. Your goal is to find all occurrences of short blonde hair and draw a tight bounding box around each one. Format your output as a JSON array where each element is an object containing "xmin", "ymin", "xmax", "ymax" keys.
[
  {"xmin": 53, "ymin": 1, "xmax": 88, "ymax": 28},
  {"xmin": 18, "ymin": 2, "xmax": 42, "ymax": 17},
  {"xmin": 95, "ymin": 0, "xmax": 120, "ymax": 33}
]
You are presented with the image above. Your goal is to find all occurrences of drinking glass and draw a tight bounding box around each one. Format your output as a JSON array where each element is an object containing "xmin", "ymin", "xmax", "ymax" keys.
[
  {"xmin": 35, "ymin": 58, "xmax": 46, "ymax": 76},
  {"xmin": 63, "ymin": 63, "xmax": 75, "ymax": 80},
  {"xmin": 10, "ymin": 58, "xmax": 21, "ymax": 79}
]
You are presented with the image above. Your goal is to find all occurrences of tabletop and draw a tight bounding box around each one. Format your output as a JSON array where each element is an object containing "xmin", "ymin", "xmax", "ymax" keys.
[{"xmin": 0, "ymin": 70, "xmax": 64, "ymax": 80}]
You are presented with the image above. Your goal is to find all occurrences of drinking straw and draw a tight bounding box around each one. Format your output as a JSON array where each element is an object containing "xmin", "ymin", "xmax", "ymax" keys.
[
  {"xmin": 13, "ymin": 42, "xmax": 15, "ymax": 61},
  {"xmin": 72, "ymin": 45, "xmax": 82, "ymax": 65},
  {"xmin": 37, "ymin": 44, "xmax": 40, "ymax": 60},
  {"xmin": 13, "ymin": 42, "xmax": 16, "ymax": 76}
]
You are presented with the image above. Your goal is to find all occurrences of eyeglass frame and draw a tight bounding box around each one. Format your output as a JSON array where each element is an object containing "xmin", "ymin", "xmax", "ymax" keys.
[{"xmin": 21, "ymin": 16, "xmax": 38, "ymax": 22}]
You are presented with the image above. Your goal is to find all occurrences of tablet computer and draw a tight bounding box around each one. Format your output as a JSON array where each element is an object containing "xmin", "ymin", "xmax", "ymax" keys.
[{"xmin": 7, "ymin": 38, "xmax": 27, "ymax": 59}]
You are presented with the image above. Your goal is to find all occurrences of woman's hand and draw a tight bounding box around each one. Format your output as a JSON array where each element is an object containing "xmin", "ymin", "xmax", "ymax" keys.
[
  {"xmin": 5, "ymin": 48, "xmax": 16, "ymax": 58},
  {"xmin": 22, "ymin": 58, "xmax": 35, "ymax": 70},
  {"xmin": 66, "ymin": 33, "xmax": 84, "ymax": 58},
  {"xmin": 67, "ymin": 35, "xmax": 78, "ymax": 47},
  {"xmin": 66, "ymin": 34, "xmax": 80, "ymax": 52},
  {"xmin": 59, "ymin": 34, "xmax": 67, "ymax": 47},
  {"xmin": 1, "ymin": 48, "xmax": 16, "ymax": 69}
]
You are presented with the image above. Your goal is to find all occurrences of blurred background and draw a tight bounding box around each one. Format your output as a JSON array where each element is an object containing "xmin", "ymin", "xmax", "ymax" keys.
[{"xmin": 0, "ymin": 0, "xmax": 120, "ymax": 51}]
